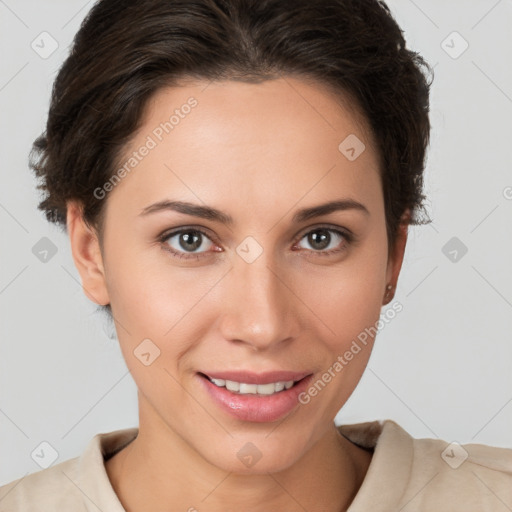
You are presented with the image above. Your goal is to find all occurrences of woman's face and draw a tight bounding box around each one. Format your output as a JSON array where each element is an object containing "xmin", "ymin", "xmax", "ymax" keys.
[{"xmin": 70, "ymin": 77, "xmax": 405, "ymax": 473}]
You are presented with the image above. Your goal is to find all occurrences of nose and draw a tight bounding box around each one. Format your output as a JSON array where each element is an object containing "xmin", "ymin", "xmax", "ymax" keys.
[{"xmin": 218, "ymin": 248, "xmax": 300, "ymax": 351}]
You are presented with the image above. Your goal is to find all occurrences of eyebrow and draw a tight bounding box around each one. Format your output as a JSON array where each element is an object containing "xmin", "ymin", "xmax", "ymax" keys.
[{"xmin": 138, "ymin": 198, "xmax": 369, "ymax": 225}]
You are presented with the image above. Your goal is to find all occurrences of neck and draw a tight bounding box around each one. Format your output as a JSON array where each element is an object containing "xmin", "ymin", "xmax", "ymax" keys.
[{"xmin": 105, "ymin": 401, "xmax": 371, "ymax": 512}]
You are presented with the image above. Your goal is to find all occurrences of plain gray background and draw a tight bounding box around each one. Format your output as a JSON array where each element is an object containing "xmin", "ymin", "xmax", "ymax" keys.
[{"xmin": 1, "ymin": 0, "xmax": 511, "ymax": 485}]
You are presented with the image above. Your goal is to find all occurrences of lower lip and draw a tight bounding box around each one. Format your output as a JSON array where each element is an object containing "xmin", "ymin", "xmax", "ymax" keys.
[{"xmin": 198, "ymin": 373, "xmax": 313, "ymax": 423}]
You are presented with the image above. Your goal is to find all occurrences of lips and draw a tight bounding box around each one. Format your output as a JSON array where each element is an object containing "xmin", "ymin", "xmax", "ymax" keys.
[{"xmin": 197, "ymin": 370, "xmax": 314, "ymax": 422}]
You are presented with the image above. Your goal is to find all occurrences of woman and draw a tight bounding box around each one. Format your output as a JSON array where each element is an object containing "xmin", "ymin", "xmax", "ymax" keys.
[{"xmin": 1, "ymin": 0, "xmax": 510, "ymax": 510}]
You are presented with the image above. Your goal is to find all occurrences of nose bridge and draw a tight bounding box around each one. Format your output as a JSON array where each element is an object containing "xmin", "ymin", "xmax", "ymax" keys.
[{"xmin": 220, "ymin": 244, "xmax": 296, "ymax": 350}]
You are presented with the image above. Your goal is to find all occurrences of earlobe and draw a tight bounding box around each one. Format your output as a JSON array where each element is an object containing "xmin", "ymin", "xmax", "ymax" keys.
[{"xmin": 66, "ymin": 201, "xmax": 110, "ymax": 306}]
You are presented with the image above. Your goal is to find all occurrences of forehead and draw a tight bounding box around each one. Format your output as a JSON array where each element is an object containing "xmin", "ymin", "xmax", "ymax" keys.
[
  {"xmin": 106, "ymin": 77, "xmax": 382, "ymax": 223},
  {"xmin": 142, "ymin": 76, "xmax": 376, "ymax": 152}
]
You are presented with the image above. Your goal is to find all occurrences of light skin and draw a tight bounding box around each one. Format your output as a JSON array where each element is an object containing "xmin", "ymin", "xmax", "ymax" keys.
[{"xmin": 67, "ymin": 76, "xmax": 408, "ymax": 511}]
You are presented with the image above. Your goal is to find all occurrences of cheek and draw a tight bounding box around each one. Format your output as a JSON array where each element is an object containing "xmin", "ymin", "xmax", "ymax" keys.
[
  {"xmin": 322, "ymin": 277, "xmax": 384, "ymax": 348},
  {"xmin": 301, "ymin": 276, "xmax": 381, "ymax": 390},
  {"xmin": 297, "ymin": 275, "xmax": 383, "ymax": 417},
  {"xmin": 292, "ymin": 233, "xmax": 388, "ymax": 409},
  {"xmin": 297, "ymin": 246, "xmax": 387, "ymax": 347},
  {"xmin": 104, "ymin": 244, "xmax": 226, "ymax": 362}
]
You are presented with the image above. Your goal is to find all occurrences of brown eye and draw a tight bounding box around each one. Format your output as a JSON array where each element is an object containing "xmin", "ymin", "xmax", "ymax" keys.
[
  {"xmin": 160, "ymin": 228, "xmax": 215, "ymax": 258},
  {"xmin": 295, "ymin": 227, "xmax": 352, "ymax": 256},
  {"xmin": 305, "ymin": 229, "xmax": 333, "ymax": 250}
]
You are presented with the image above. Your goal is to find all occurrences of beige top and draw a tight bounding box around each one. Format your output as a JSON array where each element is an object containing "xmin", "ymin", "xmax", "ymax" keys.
[{"xmin": 1, "ymin": 419, "xmax": 511, "ymax": 511}]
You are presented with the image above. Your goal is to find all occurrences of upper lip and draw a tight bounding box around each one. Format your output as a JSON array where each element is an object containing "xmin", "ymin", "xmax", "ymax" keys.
[{"xmin": 200, "ymin": 370, "xmax": 312, "ymax": 385}]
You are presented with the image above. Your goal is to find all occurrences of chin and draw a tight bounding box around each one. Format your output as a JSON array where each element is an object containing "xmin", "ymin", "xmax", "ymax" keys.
[{"xmin": 194, "ymin": 428, "xmax": 313, "ymax": 476}]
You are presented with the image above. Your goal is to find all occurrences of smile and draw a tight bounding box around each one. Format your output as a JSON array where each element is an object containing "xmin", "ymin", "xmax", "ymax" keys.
[
  {"xmin": 197, "ymin": 370, "xmax": 313, "ymax": 422},
  {"xmin": 207, "ymin": 377, "xmax": 297, "ymax": 395}
]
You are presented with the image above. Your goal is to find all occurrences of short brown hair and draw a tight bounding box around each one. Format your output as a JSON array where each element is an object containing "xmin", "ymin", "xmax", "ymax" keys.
[{"xmin": 31, "ymin": 0, "xmax": 433, "ymax": 254}]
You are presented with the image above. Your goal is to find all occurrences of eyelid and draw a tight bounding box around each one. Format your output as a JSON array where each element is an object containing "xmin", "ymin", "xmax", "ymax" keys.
[
  {"xmin": 159, "ymin": 225, "xmax": 219, "ymax": 244},
  {"xmin": 294, "ymin": 222, "xmax": 353, "ymax": 242}
]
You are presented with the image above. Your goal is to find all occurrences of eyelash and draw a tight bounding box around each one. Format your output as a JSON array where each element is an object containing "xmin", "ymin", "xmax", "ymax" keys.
[{"xmin": 157, "ymin": 224, "xmax": 354, "ymax": 261}]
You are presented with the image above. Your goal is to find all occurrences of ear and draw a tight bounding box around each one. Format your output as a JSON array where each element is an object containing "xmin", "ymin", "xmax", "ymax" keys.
[
  {"xmin": 66, "ymin": 200, "xmax": 110, "ymax": 306},
  {"xmin": 383, "ymin": 209, "xmax": 410, "ymax": 305}
]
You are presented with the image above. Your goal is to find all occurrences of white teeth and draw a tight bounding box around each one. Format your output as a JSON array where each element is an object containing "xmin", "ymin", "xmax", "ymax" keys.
[
  {"xmin": 225, "ymin": 380, "xmax": 240, "ymax": 392},
  {"xmin": 209, "ymin": 377, "xmax": 297, "ymax": 395},
  {"xmin": 239, "ymin": 383, "xmax": 258, "ymax": 394},
  {"xmin": 274, "ymin": 381, "xmax": 285, "ymax": 392},
  {"xmin": 256, "ymin": 383, "xmax": 277, "ymax": 395}
]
